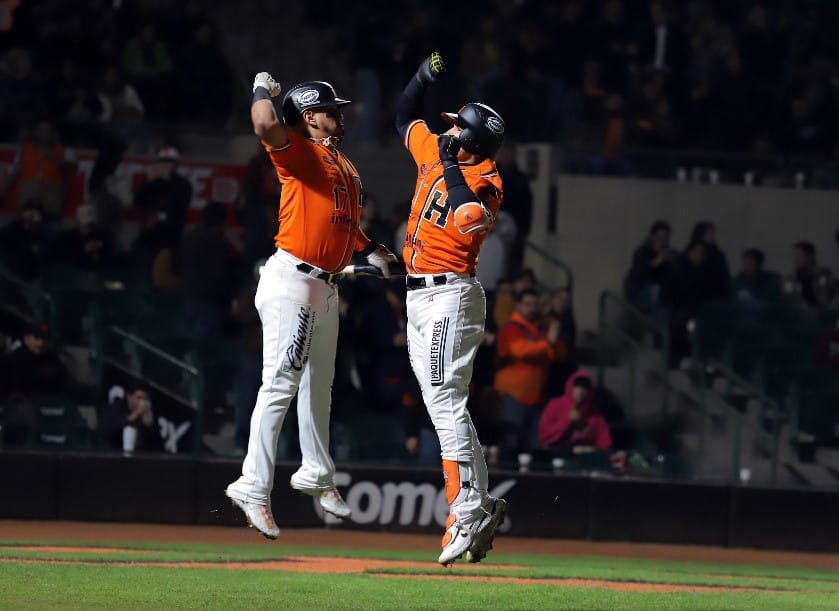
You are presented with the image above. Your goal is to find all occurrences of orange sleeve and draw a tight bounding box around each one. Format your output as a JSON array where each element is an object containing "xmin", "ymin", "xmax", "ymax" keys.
[
  {"xmin": 262, "ymin": 131, "xmax": 303, "ymax": 179},
  {"xmin": 354, "ymin": 228, "xmax": 372, "ymax": 252},
  {"xmin": 404, "ymin": 120, "xmax": 436, "ymax": 167}
]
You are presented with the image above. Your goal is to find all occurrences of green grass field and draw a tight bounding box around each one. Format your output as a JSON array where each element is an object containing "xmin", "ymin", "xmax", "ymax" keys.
[{"xmin": 1, "ymin": 539, "xmax": 838, "ymax": 610}]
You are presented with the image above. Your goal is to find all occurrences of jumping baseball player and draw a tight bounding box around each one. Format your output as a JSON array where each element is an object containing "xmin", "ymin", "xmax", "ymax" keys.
[
  {"xmin": 226, "ymin": 73, "xmax": 397, "ymax": 538},
  {"xmin": 395, "ymin": 53, "xmax": 508, "ymax": 565}
]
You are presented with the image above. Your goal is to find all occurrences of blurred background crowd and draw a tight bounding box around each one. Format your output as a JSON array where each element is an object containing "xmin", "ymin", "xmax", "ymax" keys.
[{"xmin": 0, "ymin": 0, "xmax": 838, "ymax": 478}]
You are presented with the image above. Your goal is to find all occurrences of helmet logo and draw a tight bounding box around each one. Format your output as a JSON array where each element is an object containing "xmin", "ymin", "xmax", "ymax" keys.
[
  {"xmin": 297, "ymin": 89, "xmax": 320, "ymax": 106},
  {"xmin": 486, "ymin": 116, "xmax": 505, "ymax": 135}
]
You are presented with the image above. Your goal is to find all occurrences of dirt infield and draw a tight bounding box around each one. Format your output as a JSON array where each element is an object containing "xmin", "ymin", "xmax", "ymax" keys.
[
  {"xmin": 3, "ymin": 520, "xmax": 838, "ymax": 569},
  {"xmin": 2, "ymin": 520, "xmax": 838, "ymax": 595}
]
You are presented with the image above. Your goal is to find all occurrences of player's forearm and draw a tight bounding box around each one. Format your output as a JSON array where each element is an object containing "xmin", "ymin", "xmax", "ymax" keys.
[
  {"xmin": 251, "ymin": 100, "xmax": 286, "ymax": 141},
  {"xmin": 395, "ymin": 76, "xmax": 425, "ymax": 140}
]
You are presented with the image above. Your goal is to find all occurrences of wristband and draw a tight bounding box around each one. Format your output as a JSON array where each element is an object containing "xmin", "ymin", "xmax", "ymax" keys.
[{"xmin": 252, "ymin": 87, "xmax": 272, "ymax": 104}]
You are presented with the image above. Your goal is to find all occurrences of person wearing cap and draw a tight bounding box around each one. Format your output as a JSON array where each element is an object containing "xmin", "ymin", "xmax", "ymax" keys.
[
  {"xmin": 49, "ymin": 202, "xmax": 116, "ymax": 271},
  {"xmin": 538, "ymin": 370, "xmax": 612, "ymax": 453},
  {"xmin": 0, "ymin": 322, "xmax": 71, "ymax": 402},
  {"xmin": 132, "ymin": 145, "xmax": 192, "ymax": 252},
  {"xmin": 225, "ymin": 71, "xmax": 397, "ymax": 539},
  {"xmin": 394, "ymin": 52, "xmax": 507, "ymax": 566}
]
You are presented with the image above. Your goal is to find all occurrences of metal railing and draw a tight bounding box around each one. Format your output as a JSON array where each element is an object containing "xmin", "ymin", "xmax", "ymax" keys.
[
  {"xmin": 524, "ymin": 241, "xmax": 574, "ymax": 294},
  {"xmin": 95, "ymin": 325, "xmax": 205, "ymax": 454},
  {"xmin": 0, "ymin": 266, "xmax": 56, "ymax": 331},
  {"xmin": 596, "ymin": 290, "xmax": 670, "ymax": 418},
  {"xmin": 691, "ymin": 359, "xmax": 786, "ymax": 484}
]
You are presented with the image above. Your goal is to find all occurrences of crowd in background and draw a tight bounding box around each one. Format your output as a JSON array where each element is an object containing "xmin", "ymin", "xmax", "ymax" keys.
[
  {"xmin": 1, "ymin": 1, "xmax": 839, "ymax": 468},
  {"xmin": 2, "ymin": 1, "xmax": 839, "ymax": 185}
]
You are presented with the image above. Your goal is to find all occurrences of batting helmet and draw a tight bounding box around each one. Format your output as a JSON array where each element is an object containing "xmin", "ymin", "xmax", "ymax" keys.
[
  {"xmin": 441, "ymin": 102, "xmax": 506, "ymax": 159},
  {"xmin": 282, "ymin": 81, "xmax": 351, "ymax": 126}
]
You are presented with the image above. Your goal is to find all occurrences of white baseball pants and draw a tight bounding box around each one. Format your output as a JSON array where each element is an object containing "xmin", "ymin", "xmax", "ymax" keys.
[
  {"xmin": 405, "ymin": 273, "xmax": 490, "ymax": 524},
  {"xmin": 228, "ymin": 248, "xmax": 339, "ymax": 505}
]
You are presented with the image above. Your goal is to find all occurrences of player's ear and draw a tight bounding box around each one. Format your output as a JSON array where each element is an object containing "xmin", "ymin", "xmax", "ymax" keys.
[{"xmin": 303, "ymin": 109, "xmax": 317, "ymax": 127}]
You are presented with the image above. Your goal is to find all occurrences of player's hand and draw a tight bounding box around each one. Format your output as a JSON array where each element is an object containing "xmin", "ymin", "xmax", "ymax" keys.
[
  {"xmin": 438, "ymin": 134, "xmax": 461, "ymax": 165},
  {"xmin": 253, "ymin": 72, "xmax": 282, "ymax": 97},
  {"xmin": 365, "ymin": 243, "xmax": 399, "ymax": 278},
  {"xmin": 416, "ymin": 52, "xmax": 445, "ymax": 84},
  {"xmin": 453, "ymin": 201, "xmax": 493, "ymax": 235}
]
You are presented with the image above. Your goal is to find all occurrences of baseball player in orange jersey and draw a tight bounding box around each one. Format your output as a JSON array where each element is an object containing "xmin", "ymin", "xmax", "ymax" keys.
[
  {"xmin": 395, "ymin": 53, "xmax": 509, "ymax": 566},
  {"xmin": 226, "ymin": 72, "xmax": 397, "ymax": 538}
]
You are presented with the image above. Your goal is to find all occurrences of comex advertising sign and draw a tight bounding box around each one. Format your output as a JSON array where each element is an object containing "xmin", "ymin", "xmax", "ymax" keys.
[{"xmin": 309, "ymin": 471, "xmax": 516, "ymax": 532}]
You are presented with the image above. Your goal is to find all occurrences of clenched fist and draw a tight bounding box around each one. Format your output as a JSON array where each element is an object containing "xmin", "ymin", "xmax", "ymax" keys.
[
  {"xmin": 366, "ymin": 243, "xmax": 399, "ymax": 278},
  {"xmin": 253, "ymin": 72, "xmax": 282, "ymax": 97},
  {"xmin": 438, "ymin": 134, "xmax": 461, "ymax": 165},
  {"xmin": 416, "ymin": 52, "xmax": 445, "ymax": 85}
]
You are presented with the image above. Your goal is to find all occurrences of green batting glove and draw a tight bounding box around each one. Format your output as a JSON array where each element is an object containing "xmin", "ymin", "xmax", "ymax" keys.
[{"xmin": 417, "ymin": 52, "xmax": 445, "ymax": 85}]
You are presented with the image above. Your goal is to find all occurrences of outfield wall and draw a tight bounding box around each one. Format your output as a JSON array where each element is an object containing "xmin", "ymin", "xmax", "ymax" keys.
[{"xmin": 2, "ymin": 451, "xmax": 837, "ymax": 552}]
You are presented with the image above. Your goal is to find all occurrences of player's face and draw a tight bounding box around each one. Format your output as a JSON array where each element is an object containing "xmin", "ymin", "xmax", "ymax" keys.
[{"xmin": 314, "ymin": 106, "xmax": 344, "ymax": 140}]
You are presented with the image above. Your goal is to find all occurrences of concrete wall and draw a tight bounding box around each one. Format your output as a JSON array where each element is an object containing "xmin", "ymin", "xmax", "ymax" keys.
[{"xmin": 537, "ymin": 175, "xmax": 839, "ymax": 331}]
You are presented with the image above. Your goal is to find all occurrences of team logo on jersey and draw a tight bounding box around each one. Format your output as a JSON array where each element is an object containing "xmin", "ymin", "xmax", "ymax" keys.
[
  {"xmin": 422, "ymin": 190, "xmax": 451, "ymax": 228},
  {"xmin": 296, "ymin": 89, "xmax": 320, "ymax": 106},
  {"xmin": 282, "ymin": 307, "xmax": 315, "ymax": 372},
  {"xmin": 429, "ymin": 317, "xmax": 450, "ymax": 386},
  {"xmin": 420, "ymin": 163, "xmax": 431, "ymax": 177},
  {"xmin": 486, "ymin": 116, "xmax": 505, "ymax": 135}
]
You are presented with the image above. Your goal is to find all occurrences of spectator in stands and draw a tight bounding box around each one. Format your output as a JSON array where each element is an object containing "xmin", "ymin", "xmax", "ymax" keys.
[
  {"xmin": 731, "ymin": 248, "xmax": 782, "ymax": 312},
  {"xmin": 784, "ymin": 241, "xmax": 839, "ymax": 310},
  {"xmin": 542, "ymin": 287, "xmax": 578, "ymax": 399},
  {"xmin": 0, "ymin": 48, "xmax": 46, "ymax": 131},
  {"xmin": 238, "ymin": 145, "xmax": 279, "ymax": 271},
  {"xmin": 121, "ymin": 23, "xmax": 174, "ymax": 120},
  {"xmin": 476, "ymin": 220, "xmax": 508, "ymax": 311},
  {"xmin": 688, "ymin": 221, "xmax": 730, "ymax": 302},
  {"xmin": 494, "ymin": 267, "xmax": 536, "ymax": 330},
  {"xmin": 356, "ymin": 280, "xmax": 411, "ymax": 415},
  {"xmin": 816, "ymin": 315, "xmax": 839, "ymax": 370},
  {"xmin": 0, "ymin": 321, "xmax": 70, "ymax": 401},
  {"xmin": 624, "ymin": 220, "xmax": 677, "ymax": 323},
  {"xmin": 180, "ymin": 201, "xmax": 240, "ymax": 341},
  {"xmin": 99, "ymin": 381, "xmax": 158, "ymax": 454},
  {"xmin": 669, "ymin": 239, "xmax": 712, "ymax": 366},
  {"xmin": 133, "ymin": 146, "xmax": 193, "ymax": 249},
  {"xmin": 175, "ymin": 20, "xmax": 233, "ymax": 124},
  {"xmin": 359, "ymin": 194, "xmax": 394, "ymax": 251},
  {"xmin": 231, "ymin": 260, "xmax": 263, "ymax": 455},
  {"xmin": 494, "ymin": 145, "xmax": 532, "ymax": 275},
  {"xmin": 95, "ymin": 64, "xmax": 147, "ymax": 151},
  {"xmin": 49, "ymin": 203, "xmax": 117, "ymax": 272},
  {"xmin": 4, "ymin": 120, "xmax": 71, "ymax": 224},
  {"xmin": 0, "ymin": 200, "xmax": 49, "ymax": 278},
  {"xmin": 494, "ymin": 288, "xmax": 566, "ymax": 460},
  {"xmin": 538, "ymin": 371, "xmax": 612, "ymax": 454}
]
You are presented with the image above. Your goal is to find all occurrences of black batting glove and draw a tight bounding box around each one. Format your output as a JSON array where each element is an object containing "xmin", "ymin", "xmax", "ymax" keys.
[
  {"xmin": 438, "ymin": 134, "xmax": 461, "ymax": 166},
  {"xmin": 416, "ymin": 52, "xmax": 445, "ymax": 85}
]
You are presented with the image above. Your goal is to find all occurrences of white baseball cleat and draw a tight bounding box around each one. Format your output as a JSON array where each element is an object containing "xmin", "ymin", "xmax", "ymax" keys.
[
  {"xmin": 289, "ymin": 473, "xmax": 352, "ymax": 520},
  {"xmin": 466, "ymin": 497, "xmax": 508, "ymax": 563},
  {"xmin": 225, "ymin": 487, "xmax": 280, "ymax": 539},
  {"xmin": 438, "ymin": 518, "xmax": 475, "ymax": 566}
]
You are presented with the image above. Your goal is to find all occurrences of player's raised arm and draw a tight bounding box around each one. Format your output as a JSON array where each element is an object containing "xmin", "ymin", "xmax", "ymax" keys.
[
  {"xmin": 395, "ymin": 52, "xmax": 445, "ymax": 141},
  {"xmin": 250, "ymin": 72, "xmax": 289, "ymax": 149}
]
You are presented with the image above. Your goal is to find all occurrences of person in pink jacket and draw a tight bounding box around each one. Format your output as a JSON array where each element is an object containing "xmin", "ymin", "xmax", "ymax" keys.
[{"xmin": 538, "ymin": 370, "xmax": 612, "ymax": 452}]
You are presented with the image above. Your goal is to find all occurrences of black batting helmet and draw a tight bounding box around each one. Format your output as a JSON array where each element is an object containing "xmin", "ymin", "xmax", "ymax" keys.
[
  {"xmin": 441, "ymin": 102, "xmax": 506, "ymax": 159},
  {"xmin": 282, "ymin": 81, "xmax": 351, "ymax": 126}
]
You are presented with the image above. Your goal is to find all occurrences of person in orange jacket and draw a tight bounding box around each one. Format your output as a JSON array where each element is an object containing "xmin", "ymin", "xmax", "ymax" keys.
[{"xmin": 493, "ymin": 288, "xmax": 566, "ymax": 459}]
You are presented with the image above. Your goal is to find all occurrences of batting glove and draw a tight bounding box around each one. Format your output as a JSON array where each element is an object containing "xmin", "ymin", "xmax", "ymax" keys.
[
  {"xmin": 416, "ymin": 52, "xmax": 445, "ymax": 85},
  {"xmin": 438, "ymin": 134, "xmax": 461, "ymax": 166},
  {"xmin": 366, "ymin": 243, "xmax": 399, "ymax": 278},
  {"xmin": 253, "ymin": 72, "xmax": 282, "ymax": 97}
]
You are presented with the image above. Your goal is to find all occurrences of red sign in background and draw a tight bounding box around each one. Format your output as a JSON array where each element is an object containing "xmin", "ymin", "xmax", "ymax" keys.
[{"xmin": 0, "ymin": 145, "xmax": 248, "ymax": 224}]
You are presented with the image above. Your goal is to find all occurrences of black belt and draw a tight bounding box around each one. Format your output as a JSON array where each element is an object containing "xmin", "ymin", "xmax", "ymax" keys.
[
  {"xmin": 296, "ymin": 263, "xmax": 343, "ymax": 284},
  {"xmin": 406, "ymin": 273, "xmax": 475, "ymax": 290}
]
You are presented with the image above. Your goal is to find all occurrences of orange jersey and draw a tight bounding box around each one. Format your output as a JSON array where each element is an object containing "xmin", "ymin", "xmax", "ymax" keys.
[
  {"xmin": 263, "ymin": 132, "xmax": 368, "ymax": 272},
  {"xmin": 401, "ymin": 120, "xmax": 503, "ymax": 274}
]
